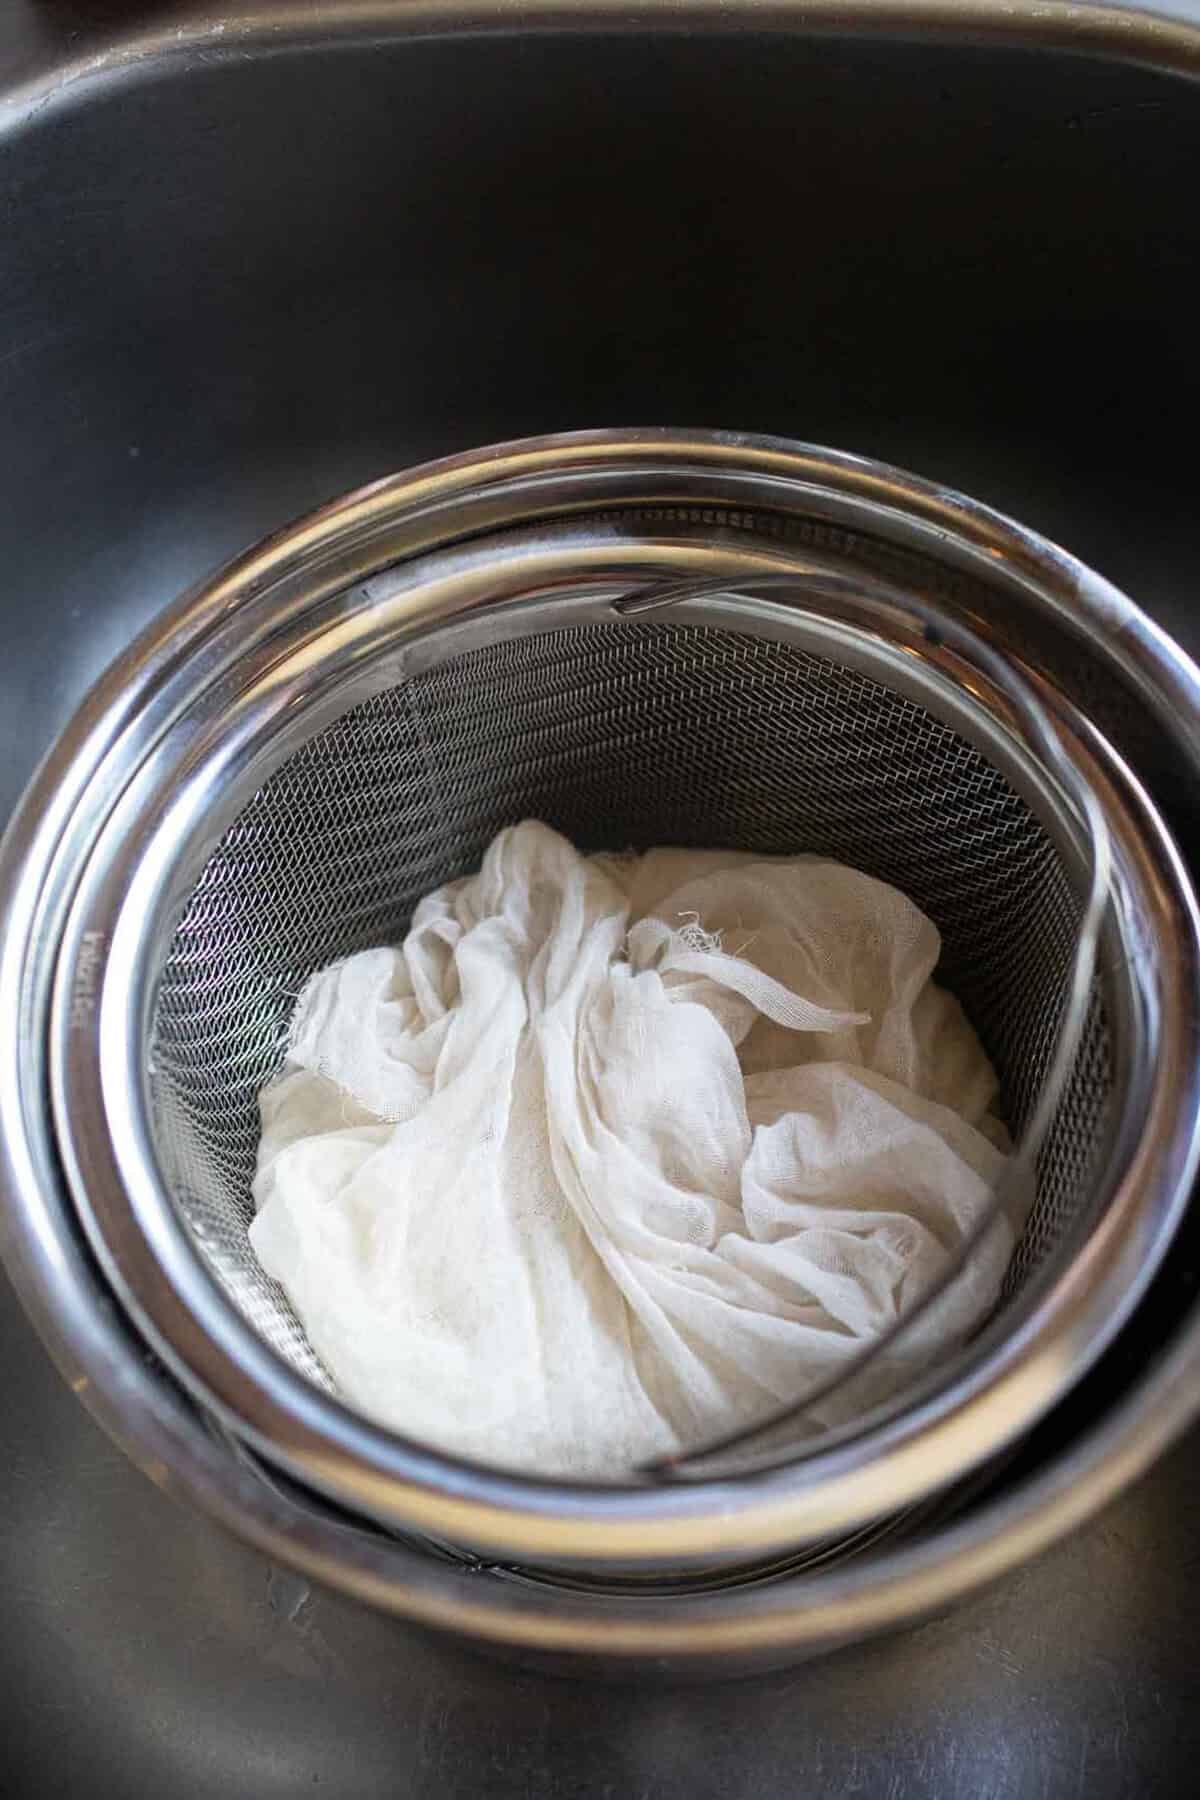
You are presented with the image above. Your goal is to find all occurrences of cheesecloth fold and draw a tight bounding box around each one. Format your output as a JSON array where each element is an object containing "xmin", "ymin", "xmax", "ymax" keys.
[{"xmin": 250, "ymin": 820, "xmax": 1020, "ymax": 1476}]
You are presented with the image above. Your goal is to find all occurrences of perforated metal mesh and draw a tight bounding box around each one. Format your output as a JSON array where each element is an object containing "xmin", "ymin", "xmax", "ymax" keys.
[{"xmin": 149, "ymin": 622, "xmax": 1111, "ymax": 1402}]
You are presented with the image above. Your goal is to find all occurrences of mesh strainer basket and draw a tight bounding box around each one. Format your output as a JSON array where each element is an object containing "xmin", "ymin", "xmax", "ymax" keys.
[{"xmin": 10, "ymin": 431, "xmax": 1200, "ymax": 1578}]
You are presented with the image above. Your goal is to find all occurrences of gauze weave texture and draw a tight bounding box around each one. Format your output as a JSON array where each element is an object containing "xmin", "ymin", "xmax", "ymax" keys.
[{"xmin": 250, "ymin": 821, "xmax": 1018, "ymax": 1476}]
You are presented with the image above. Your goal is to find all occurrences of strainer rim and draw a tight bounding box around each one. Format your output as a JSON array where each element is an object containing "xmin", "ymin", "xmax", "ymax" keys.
[{"xmin": 9, "ymin": 428, "xmax": 1200, "ymax": 1569}]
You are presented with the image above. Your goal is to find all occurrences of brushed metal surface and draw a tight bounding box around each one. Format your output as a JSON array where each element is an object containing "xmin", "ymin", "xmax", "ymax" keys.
[{"xmin": 3, "ymin": 0, "xmax": 1200, "ymax": 1789}]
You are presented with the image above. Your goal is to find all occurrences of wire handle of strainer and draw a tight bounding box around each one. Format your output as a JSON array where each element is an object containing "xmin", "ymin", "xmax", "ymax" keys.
[{"xmin": 611, "ymin": 570, "xmax": 1113, "ymax": 1480}]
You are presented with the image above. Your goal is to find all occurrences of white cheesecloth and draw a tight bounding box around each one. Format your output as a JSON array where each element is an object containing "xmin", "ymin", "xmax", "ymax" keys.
[{"xmin": 250, "ymin": 820, "xmax": 1022, "ymax": 1476}]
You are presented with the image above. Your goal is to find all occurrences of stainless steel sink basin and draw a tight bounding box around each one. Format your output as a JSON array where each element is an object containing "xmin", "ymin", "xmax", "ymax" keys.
[
  {"xmin": 2, "ymin": 0, "xmax": 1200, "ymax": 1772},
  {"xmin": 4, "ymin": 7, "xmax": 1200, "ymax": 825}
]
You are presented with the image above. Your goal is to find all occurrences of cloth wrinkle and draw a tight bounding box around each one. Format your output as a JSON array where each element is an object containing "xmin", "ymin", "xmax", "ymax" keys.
[{"xmin": 251, "ymin": 819, "xmax": 1023, "ymax": 1476}]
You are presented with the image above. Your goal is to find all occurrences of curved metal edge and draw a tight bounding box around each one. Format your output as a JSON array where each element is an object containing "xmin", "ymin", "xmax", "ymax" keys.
[
  {"xmin": 42, "ymin": 537, "xmax": 1196, "ymax": 1562},
  {"xmin": 3, "ymin": 425, "xmax": 1198, "ymax": 821},
  {"xmin": 4, "ymin": 1135, "xmax": 1200, "ymax": 1671},
  {"xmin": 7, "ymin": 428, "xmax": 1200, "ymax": 1646},
  {"xmin": 4, "ymin": 2, "xmax": 1200, "ymax": 146}
]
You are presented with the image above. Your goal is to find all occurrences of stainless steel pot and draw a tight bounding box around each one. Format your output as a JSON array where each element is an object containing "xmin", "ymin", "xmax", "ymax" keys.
[{"xmin": 5, "ymin": 429, "xmax": 1200, "ymax": 1665}]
